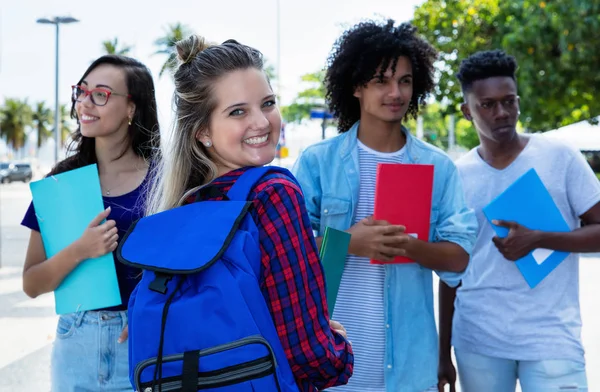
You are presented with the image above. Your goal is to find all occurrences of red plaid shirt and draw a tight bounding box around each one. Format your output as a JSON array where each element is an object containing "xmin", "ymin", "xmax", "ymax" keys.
[{"xmin": 187, "ymin": 167, "xmax": 353, "ymax": 391}]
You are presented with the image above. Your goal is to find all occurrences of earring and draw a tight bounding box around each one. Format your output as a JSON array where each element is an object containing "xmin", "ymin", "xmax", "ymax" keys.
[
  {"xmin": 128, "ymin": 117, "xmax": 132, "ymax": 126},
  {"xmin": 204, "ymin": 141, "xmax": 212, "ymax": 147}
]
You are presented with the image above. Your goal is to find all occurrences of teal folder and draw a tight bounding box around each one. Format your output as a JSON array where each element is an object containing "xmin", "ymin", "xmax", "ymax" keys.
[
  {"xmin": 29, "ymin": 164, "xmax": 121, "ymax": 314},
  {"xmin": 319, "ymin": 227, "xmax": 351, "ymax": 317}
]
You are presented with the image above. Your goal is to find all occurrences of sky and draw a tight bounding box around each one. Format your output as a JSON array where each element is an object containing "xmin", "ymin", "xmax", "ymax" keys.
[{"xmin": 0, "ymin": 0, "xmax": 423, "ymax": 139}]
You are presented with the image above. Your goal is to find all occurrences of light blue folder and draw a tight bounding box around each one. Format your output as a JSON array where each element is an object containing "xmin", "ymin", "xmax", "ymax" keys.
[
  {"xmin": 30, "ymin": 164, "xmax": 121, "ymax": 314},
  {"xmin": 482, "ymin": 168, "xmax": 571, "ymax": 288}
]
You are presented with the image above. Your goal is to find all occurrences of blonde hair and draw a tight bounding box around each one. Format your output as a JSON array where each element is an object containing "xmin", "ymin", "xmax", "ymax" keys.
[{"xmin": 146, "ymin": 35, "xmax": 265, "ymax": 215}]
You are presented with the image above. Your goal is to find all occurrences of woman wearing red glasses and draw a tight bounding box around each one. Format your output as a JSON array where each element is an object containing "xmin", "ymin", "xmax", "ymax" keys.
[{"xmin": 20, "ymin": 55, "xmax": 160, "ymax": 391}]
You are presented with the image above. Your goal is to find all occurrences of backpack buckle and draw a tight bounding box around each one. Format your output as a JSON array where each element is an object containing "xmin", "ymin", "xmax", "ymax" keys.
[{"xmin": 149, "ymin": 273, "xmax": 173, "ymax": 294}]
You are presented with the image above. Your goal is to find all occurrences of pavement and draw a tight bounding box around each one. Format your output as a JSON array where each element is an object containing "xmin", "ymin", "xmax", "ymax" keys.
[
  {"xmin": 1, "ymin": 179, "xmax": 599, "ymax": 392},
  {"xmin": 0, "ymin": 182, "xmax": 56, "ymax": 391}
]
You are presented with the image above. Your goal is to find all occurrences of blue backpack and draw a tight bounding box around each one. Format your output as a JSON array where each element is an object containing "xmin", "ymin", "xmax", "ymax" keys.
[{"xmin": 117, "ymin": 167, "xmax": 300, "ymax": 392}]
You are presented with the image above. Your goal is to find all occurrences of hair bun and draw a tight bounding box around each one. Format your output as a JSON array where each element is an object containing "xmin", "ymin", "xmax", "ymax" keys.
[
  {"xmin": 176, "ymin": 35, "xmax": 213, "ymax": 65},
  {"xmin": 221, "ymin": 39, "xmax": 241, "ymax": 45}
]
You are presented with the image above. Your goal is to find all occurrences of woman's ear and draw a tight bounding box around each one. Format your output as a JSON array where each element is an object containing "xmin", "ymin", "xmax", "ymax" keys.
[
  {"xmin": 128, "ymin": 101, "xmax": 136, "ymax": 121},
  {"xmin": 196, "ymin": 129, "xmax": 212, "ymax": 147}
]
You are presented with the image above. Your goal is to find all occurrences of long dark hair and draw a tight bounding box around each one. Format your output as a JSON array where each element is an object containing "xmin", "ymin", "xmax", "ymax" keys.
[{"xmin": 50, "ymin": 55, "xmax": 160, "ymax": 175}]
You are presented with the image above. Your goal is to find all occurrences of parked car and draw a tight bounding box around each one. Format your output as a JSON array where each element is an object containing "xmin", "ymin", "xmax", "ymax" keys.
[{"xmin": 0, "ymin": 162, "xmax": 33, "ymax": 183}]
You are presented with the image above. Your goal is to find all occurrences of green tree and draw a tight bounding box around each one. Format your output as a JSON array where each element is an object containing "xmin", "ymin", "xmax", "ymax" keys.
[
  {"xmin": 413, "ymin": 0, "xmax": 502, "ymax": 114},
  {"xmin": 31, "ymin": 101, "xmax": 52, "ymax": 154},
  {"xmin": 154, "ymin": 23, "xmax": 194, "ymax": 78},
  {"xmin": 102, "ymin": 38, "xmax": 133, "ymax": 55},
  {"xmin": 281, "ymin": 70, "xmax": 326, "ymax": 123},
  {"xmin": 500, "ymin": 1, "xmax": 600, "ymax": 130},
  {"xmin": 405, "ymin": 103, "xmax": 480, "ymax": 150},
  {"xmin": 412, "ymin": 0, "xmax": 600, "ymax": 132},
  {"xmin": 0, "ymin": 98, "xmax": 32, "ymax": 151},
  {"xmin": 263, "ymin": 60, "xmax": 281, "ymax": 100},
  {"xmin": 264, "ymin": 60, "xmax": 277, "ymax": 82},
  {"xmin": 59, "ymin": 104, "xmax": 73, "ymax": 147}
]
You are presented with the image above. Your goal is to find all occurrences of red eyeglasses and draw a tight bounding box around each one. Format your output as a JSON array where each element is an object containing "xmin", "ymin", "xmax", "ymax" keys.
[{"xmin": 71, "ymin": 85, "xmax": 131, "ymax": 106}]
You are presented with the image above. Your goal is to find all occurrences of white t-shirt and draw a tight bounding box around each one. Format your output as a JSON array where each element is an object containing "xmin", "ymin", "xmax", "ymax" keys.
[
  {"xmin": 452, "ymin": 135, "xmax": 600, "ymax": 362},
  {"xmin": 330, "ymin": 140, "xmax": 404, "ymax": 391}
]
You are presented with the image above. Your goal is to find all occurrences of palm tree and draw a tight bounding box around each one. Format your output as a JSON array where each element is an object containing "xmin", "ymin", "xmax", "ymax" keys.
[
  {"xmin": 154, "ymin": 22, "xmax": 194, "ymax": 78},
  {"xmin": 60, "ymin": 104, "xmax": 74, "ymax": 147},
  {"xmin": 102, "ymin": 38, "xmax": 133, "ymax": 56},
  {"xmin": 31, "ymin": 101, "xmax": 53, "ymax": 155},
  {"xmin": 0, "ymin": 98, "xmax": 32, "ymax": 153}
]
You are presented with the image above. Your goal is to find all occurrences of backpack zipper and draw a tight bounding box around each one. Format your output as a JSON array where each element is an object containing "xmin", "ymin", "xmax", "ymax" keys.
[
  {"xmin": 135, "ymin": 335, "xmax": 279, "ymax": 391},
  {"xmin": 141, "ymin": 359, "xmax": 273, "ymax": 392}
]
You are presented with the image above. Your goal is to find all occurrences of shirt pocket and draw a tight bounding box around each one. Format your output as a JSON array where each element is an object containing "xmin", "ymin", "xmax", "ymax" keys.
[{"xmin": 320, "ymin": 197, "xmax": 351, "ymax": 235}]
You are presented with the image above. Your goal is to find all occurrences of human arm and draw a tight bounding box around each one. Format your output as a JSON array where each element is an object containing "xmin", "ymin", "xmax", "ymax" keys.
[
  {"xmin": 493, "ymin": 150, "xmax": 600, "ymax": 259},
  {"xmin": 22, "ymin": 206, "xmax": 119, "ymax": 298},
  {"xmin": 396, "ymin": 162, "xmax": 477, "ymax": 275},
  {"xmin": 437, "ymin": 281, "xmax": 458, "ymax": 392},
  {"xmin": 253, "ymin": 176, "xmax": 354, "ymax": 390}
]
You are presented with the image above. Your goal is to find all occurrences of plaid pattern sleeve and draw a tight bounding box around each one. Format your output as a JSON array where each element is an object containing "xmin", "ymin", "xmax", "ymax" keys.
[{"xmin": 249, "ymin": 172, "xmax": 354, "ymax": 392}]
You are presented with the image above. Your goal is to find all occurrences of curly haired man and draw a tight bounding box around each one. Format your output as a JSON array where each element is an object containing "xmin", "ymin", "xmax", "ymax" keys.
[{"xmin": 292, "ymin": 19, "xmax": 478, "ymax": 392}]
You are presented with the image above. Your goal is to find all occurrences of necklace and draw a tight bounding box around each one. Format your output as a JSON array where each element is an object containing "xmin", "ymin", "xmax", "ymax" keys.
[
  {"xmin": 101, "ymin": 163, "xmax": 147, "ymax": 196},
  {"xmin": 102, "ymin": 176, "xmax": 130, "ymax": 196}
]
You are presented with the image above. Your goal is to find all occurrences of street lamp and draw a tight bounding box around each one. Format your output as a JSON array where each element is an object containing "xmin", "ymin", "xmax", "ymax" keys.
[{"xmin": 36, "ymin": 16, "xmax": 79, "ymax": 163}]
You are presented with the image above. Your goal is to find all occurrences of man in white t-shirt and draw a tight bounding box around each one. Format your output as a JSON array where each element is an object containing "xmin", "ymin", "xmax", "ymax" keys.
[{"xmin": 438, "ymin": 49, "xmax": 600, "ymax": 392}]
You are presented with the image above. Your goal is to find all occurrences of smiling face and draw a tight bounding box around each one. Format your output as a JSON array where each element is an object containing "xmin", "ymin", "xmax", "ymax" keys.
[
  {"xmin": 74, "ymin": 64, "xmax": 135, "ymax": 141},
  {"xmin": 353, "ymin": 56, "xmax": 413, "ymax": 124},
  {"xmin": 462, "ymin": 76, "xmax": 521, "ymax": 145},
  {"xmin": 198, "ymin": 67, "xmax": 280, "ymax": 175}
]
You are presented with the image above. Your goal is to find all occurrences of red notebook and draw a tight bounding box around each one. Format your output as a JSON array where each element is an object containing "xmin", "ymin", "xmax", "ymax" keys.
[{"xmin": 371, "ymin": 163, "xmax": 434, "ymax": 264}]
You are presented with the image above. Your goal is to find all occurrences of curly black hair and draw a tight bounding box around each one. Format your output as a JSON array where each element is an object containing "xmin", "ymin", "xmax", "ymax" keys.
[
  {"xmin": 325, "ymin": 19, "xmax": 437, "ymax": 133},
  {"xmin": 456, "ymin": 50, "xmax": 518, "ymax": 94}
]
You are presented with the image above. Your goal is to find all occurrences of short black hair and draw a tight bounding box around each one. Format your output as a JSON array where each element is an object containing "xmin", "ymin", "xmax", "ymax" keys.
[
  {"xmin": 456, "ymin": 50, "xmax": 518, "ymax": 93},
  {"xmin": 325, "ymin": 19, "xmax": 437, "ymax": 132}
]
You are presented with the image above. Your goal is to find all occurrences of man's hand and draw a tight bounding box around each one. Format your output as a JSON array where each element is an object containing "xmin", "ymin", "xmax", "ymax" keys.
[
  {"xmin": 491, "ymin": 220, "xmax": 540, "ymax": 261},
  {"xmin": 437, "ymin": 357, "xmax": 457, "ymax": 392},
  {"xmin": 347, "ymin": 216, "xmax": 411, "ymax": 262}
]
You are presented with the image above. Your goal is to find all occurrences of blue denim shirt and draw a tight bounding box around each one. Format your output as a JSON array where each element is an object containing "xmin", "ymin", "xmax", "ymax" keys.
[{"xmin": 292, "ymin": 122, "xmax": 477, "ymax": 392}]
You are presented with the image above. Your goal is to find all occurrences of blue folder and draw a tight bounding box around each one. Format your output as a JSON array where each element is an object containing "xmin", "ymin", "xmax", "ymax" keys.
[
  {"xmin": 482, "ymin": 168, "xmax": 571, "ymax": 288},
  {"xmin": 30, "ymin": 164, "xmax": 121, "ymax": 314}
]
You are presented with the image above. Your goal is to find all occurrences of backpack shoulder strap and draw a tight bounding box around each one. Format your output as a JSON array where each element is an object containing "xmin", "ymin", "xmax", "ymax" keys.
[{"xmin": 227, "ymin": 166, "xmax": 292, "ymax": 201}]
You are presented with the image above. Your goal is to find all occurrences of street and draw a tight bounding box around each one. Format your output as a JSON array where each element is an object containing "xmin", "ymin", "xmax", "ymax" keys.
[{"xmin": 1, "ymin": 181, "xmax": 599, "ymax": 391}]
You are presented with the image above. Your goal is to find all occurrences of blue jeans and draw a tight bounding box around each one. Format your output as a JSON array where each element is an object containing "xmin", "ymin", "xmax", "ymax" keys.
[
  {"xmin": 51, "ymin": 310, "xmax": 131, "ymax": 391},
  {"xmin": 455, "ymin": 349, "xmax": 588, "ymax": 392}
]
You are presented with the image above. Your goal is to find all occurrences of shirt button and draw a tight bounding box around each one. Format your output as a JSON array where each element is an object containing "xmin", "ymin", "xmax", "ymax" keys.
[
  {"xmin": 324, "ymin": 209, "xmax": 329, "ymax": 214},
  {"xmin": 387, "ymin": 364, "xmax": 392, "ymax": 369},
  {"xmin": 386, "ymin": 324, "xmax": 390, "ymax": 328}
]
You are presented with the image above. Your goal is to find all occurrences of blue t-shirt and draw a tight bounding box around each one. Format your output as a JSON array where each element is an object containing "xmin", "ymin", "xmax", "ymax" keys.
[{"xmin": 21, "ymin": 169, "xmax": 151, "ymax": 311}]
